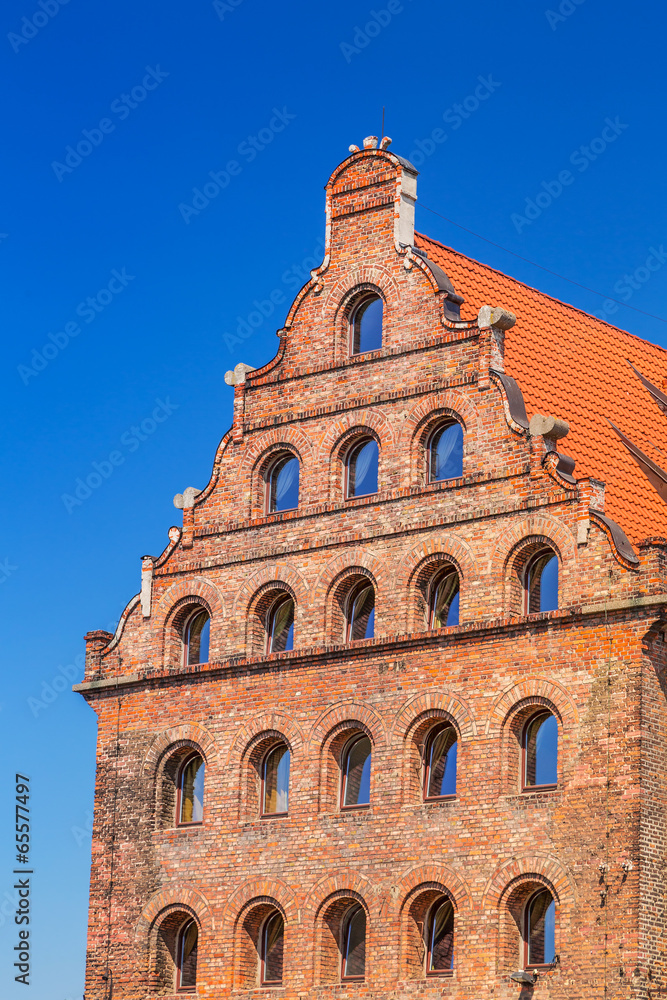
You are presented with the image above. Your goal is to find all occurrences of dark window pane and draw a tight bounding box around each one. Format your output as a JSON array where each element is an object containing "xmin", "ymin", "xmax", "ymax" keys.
[
  {"xmin": 348, "ymin": 584, "xmax": 375, "ymax": 641},
  {"xmin": 263, "ymin": 745, "xmax": 290, "ymax": 814},
  {"xmin": 186, "ymin": 610, "xmax": 210, "ymax": 665},
  {"xmin": 428, "ymin": 899, "xmax": 454, "ymax": 972},
  {"xmin": 268, "ymin": 597, "xmax": 294, "ymax": 652},
  {"xmin": 527, "ymin": 891, "xmax": 555, "ymax": 966},
  {"xmin": 527, "ymin": 551, "xmax": 558, "ymax": 613},
  {"xmin": 430, "ymin": 423, "xmax": 463, "ymax": 481},
  {"xmin": 262, "ymin": 912, "xmax": 284, "ymax": 984},
  {"xmin": 269, "ymin": 456, "xmax": 299, "ymax": 512},
  {"xmin": 343, "ymin": 736, "xmax": 371, "ymax": 806},
  {"xmin": 348, "ymin": 439, "xmax": 378, "ymax": 497},
  {"xmin": 178, "ymin": 919, "xmax": 198, "ymax": 989},
  {"xmin": 524, "ymin": 713, "xmax": 558, "ymax": 787},
  {"xmin": 426, "ymin": 727, "xmax": 457, "ymax": 798},
  {"xmin": 352, "ymin": 296, "xmax": 383, "ymax": 355},
  {"xmin": 343, "ymin": 906, "xmax": 366, "ymax": 978},
  {"xmin": 431, "ymin": 571, "xmax": 460, "ymax": 628},
  {"xmin": 179, "ymin": 755, "xmax": 205, "ymax": 824}
]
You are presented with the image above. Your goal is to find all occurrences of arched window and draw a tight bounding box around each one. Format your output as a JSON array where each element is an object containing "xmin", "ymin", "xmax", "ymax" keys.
[
  {"xmin": 346, "ymin": 438, "xmax": 379, "ymax": 498},
  {"xmin": 426, "ymin": 897, "xmax": 454, "ymax": 975},
  {"xmin": 428, "ymin": 422, "xmax": 463, "ymax": 482},
  {"xmin": 341, "ymin": 734, "xmax": 371, "ymax": 809},
  {"xmin": 266, "ymin": 595, "xmax": 294, "ymax": 653},
  {"xmin": 261, "ymin": 744, "xmax": 290, "ymax": 816},
  {"xmin": 176, "ymin": 918, "xmax": 198, "ymax": 992},
  {"xmin": 428, "ymin": 569, "xmax": 459, "ymax": 628},
  {"xmin": 525, "ymin": 549, "xmax": 558, "ymax": 613},
  {"xmin": 266, "ymin": 454, "xmax": 299, "ymax": 513},
  {"xmin": 341, "ymin": 904, "xmax": 366, "ymax": 980},
  {"xmin": 345, "ymin": 581, "xmax": 375, "ymax": 641},
  {"xmin": 260, "ymin": 910, "xmax": 285, "ymax": 986},
  {"xmin": 184, "ymin": 609, "xmax": 210, "ymax": 666},
  {"xmin": 177, "ymin": 753, "xmax": 205, "ymax": 825},
  {"xmin": 524, "ymin": 889, "xmax": 556, "ymax": 967},
  {"xmin": 350, "ymin": 294, "xmax": 383, "ymax": 355},
  {"xmin": 423, "ymin": 724, "xmax": 457, "ymax": 800},
  {"xmin": 522, "ymin": 712, "xmax": 558, "ymax": 789}
]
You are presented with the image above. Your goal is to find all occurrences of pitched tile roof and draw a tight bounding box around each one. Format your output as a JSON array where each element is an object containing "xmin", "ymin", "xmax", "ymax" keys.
[{"xmin": 415, "ymin": 231, "xmax": 667, "ymax": 544}]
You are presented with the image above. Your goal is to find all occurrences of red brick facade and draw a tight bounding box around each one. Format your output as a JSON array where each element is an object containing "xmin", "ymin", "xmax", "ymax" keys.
[{"xmin": 77, "ymin": 141, "xmax": 667, "ymax": 1000}]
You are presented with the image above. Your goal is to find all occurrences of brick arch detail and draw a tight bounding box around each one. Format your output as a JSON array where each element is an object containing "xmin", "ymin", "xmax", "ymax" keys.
[
  {"xmin": 154, "ymin": 577, "xmax": 225, "ymax": 630},
  {"xmin": 236, "ymin": 424, "xmax": 316, "ymax": 482},
  {"xmin": 397, "ymin": 535, "xmax": 477, "ymax": 589},
  {"xmin": 231, "ymin": 562, "xmax": 309, "ymax": 619},
  {"xmin": 312, "ymin": 548, "xmax": 388, "ymax": 607},
  {"xmin": 483, "ymin": 853, "xmax": 577, "ymax": 908},
  {"xmin": 391, "ymin": 863, "xmax": 472, "ymax": 912},
  {"xmin": 392, "ymin": 690, "xmax": 478, "ymax": 741},
  {"xmin": 323, "ymin": 264, "xmax": 401, "ymax": 317},
  {"xmin": 303, "ymin": 868, "xmax": 381, "ymax": 923},
  {"xmin": 309, "ymin": 700, "xmax": 388, "ymax": 749},
  {"xmin": 221, "ymin": 877, "xmax": 298, "ymax": 935},
  {"xmin": 135, "ymin": 883, "xmax": 215, "ymax": 944},
  {"xmin": 141, "ymin": 722, "xmax": 219, "ymax": 778},
  {"xmin": 318, "ymin": 407, "xmax": 396, "ymax": 458},
  {"xmin": 400, "ymin": 389, "xmax": 481, "ymax": 449},
  {"xmin": 225, "ymin": 711, "xmax": 305, "ymax": 765},
  {"xmin": 485, "ymin": 677, "xmax": 579, "ymax": 737},
  {"xmin": 488, "ymin": 515, "xmax": 577, "ymax": 576}
]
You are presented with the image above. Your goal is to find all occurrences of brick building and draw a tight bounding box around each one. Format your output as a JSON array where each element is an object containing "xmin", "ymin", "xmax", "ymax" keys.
[{"xmin": 77, "ymin": 138, "xmax": 667, "ymax": 1000}]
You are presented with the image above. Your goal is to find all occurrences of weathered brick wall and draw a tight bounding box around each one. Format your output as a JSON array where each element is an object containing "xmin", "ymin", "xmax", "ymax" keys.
[{"xmin": 79, "ymin": 145, "xmax": 667, "ymax": 999}]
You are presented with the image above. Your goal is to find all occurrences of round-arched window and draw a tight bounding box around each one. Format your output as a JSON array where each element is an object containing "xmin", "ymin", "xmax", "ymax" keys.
[
  {"xmin": 176, "ymin": 918, "xmax": 198, "ymax": 992},
  {"xmin": 177, "ymin": 752, "xmax": 205, "ymax": 825},
  {"xmin": 428, "ymin": 422, "xmax": 463, "ymax": 482},
  {"xmin": 346, "ymin": 438, "xmax": 379, "ymax": 498},
  {"xmin": 350, "ymin": 295, "xmax": 383, "ymax": 355},
  {"xmin": 262, "ymin": 744, "xmax": 290, "ymax": 815},
  {"xmin": 426, "ymin": 896, "xmax": 454, "ymax": 974},
  {"xmin": 523, "ymin": 711, "xmax": 558, "ymax": 789},
  {"xmin": 345, "ymin": 581, "xmax": 375, "ymax": 641},
  {"xmin": 341, "ymin": 734, "xmax": 371, "ymax": 808},
  {"xmin": 423, "ymin": 724, "xmax": 457, "ymax": 800},
  {"xmin": 428, "ymin": 569, "xmax": 460, "ymax": 628},
  {"xmin": 260, "ymin": 910, "xmax": 285, "ymax": 985},
  {"xmin": 525, "ymin": 549, "xmax": 558, "ymax": 613},
  {"xmin": 183, "ymin": 609, "xmax": 210, "ymax": 666},
  {"xmin": 525, "ymin": 889, "xmax": 556, "ymax": 967},
  {"xmin": 341, "ymin": 904, "xmax": 366, "ymax": 979},
  {"xmin": 266, "ymin": 453, "xmax": 300, "ymax": 513},
  {"xmin": 266, "ymin": 595, "xmax": 295, "ymax": 653}
]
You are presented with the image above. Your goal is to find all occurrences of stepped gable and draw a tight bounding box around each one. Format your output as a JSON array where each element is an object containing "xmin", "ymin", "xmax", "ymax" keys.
[{"xmin": 415, "ymin": 231, "xmax": 667, "ymax": 544}]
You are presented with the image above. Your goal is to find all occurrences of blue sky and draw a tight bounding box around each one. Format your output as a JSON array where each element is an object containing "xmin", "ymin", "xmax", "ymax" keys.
[{"xmin": 1, "ymin": 0, "xmax": 666, "ymax": 995}]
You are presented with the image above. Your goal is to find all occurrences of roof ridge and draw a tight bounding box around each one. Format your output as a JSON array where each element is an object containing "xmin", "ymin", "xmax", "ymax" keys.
[{"xmin": 415, "ymin": 230, "xmax": 667, "ymax": 359}]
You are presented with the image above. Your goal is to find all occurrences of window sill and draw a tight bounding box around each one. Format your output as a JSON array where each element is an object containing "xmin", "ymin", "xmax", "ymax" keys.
[
  {"xmin": 522, "ymin": 784, "xmax": 557, "ymax": 793},
  {"xmin": 423, "ymin": 795, "xmax": 456, "ymax": 804},
  {"xmin": 259, "ymin": 812, "xmax": 289, "ymax": 820}
]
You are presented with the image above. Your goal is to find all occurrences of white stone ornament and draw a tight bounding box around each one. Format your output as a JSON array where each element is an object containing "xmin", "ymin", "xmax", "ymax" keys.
[
  {"xmin": 173, "ymin": 487, "xmax": 202, "ymax": 509},
  {"xmin": 224, "ymin": 362, "xmax": 255, "ymax": 386}
]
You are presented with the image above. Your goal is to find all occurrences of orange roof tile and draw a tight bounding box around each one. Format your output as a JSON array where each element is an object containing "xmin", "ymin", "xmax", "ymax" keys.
[{"xmin": 415, "ymin": 231, "xmax": 667, "ymax": 545}]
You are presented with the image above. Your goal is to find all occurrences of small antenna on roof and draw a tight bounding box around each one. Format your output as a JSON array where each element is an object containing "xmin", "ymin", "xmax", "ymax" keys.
[{"xmin": 381, "ymin": 106, "xmax": 385, "ymax": 142}]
